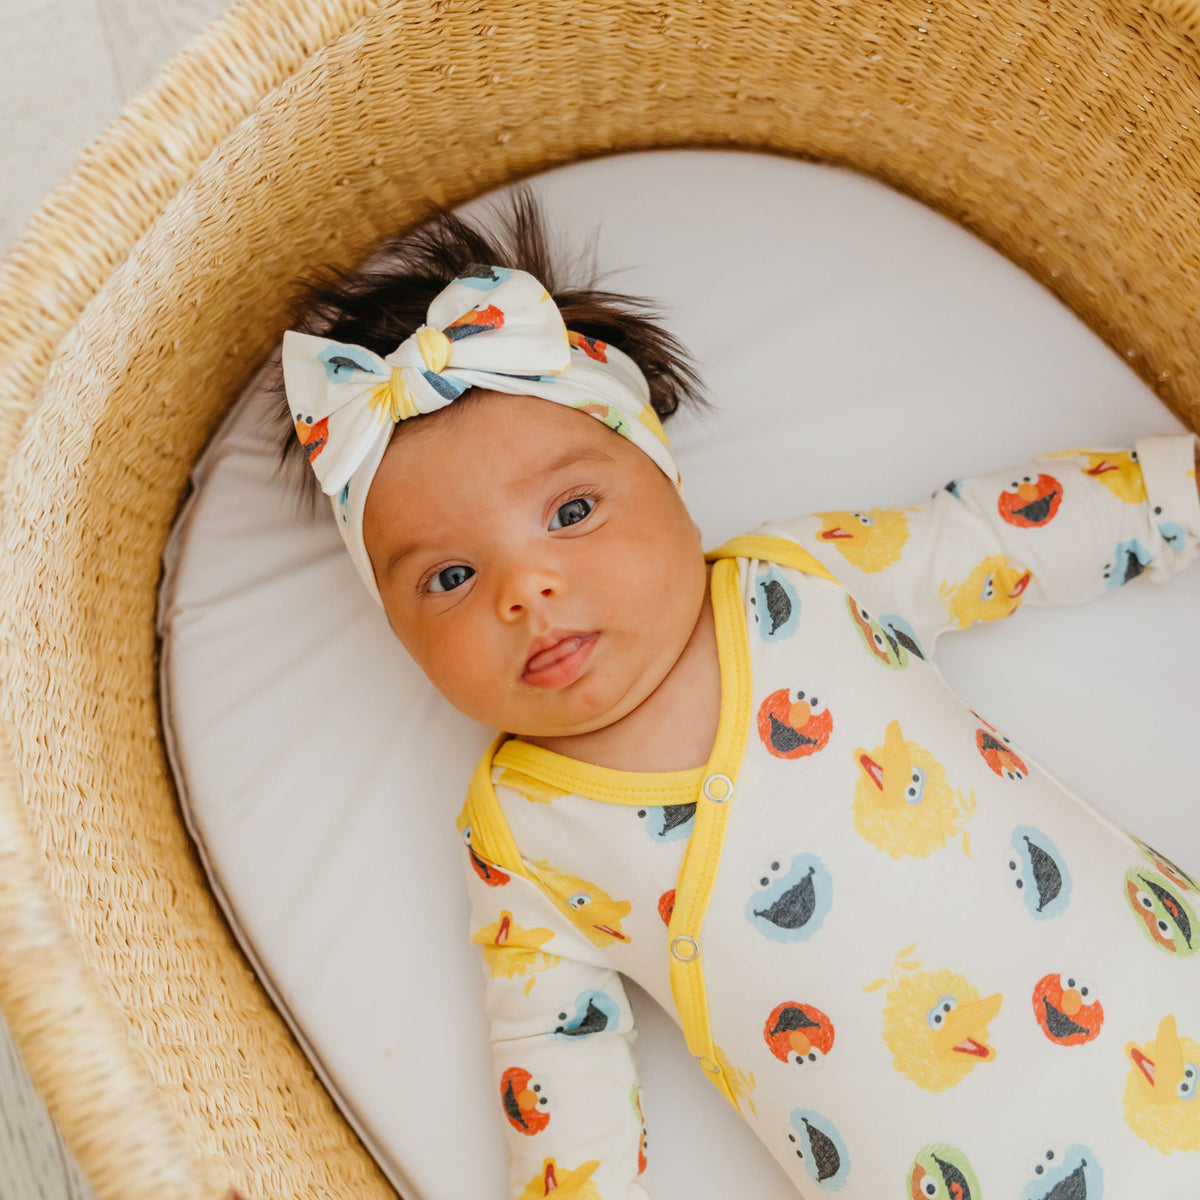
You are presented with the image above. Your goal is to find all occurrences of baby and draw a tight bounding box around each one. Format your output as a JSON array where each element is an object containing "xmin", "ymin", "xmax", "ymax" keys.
[{"xmin": 277, "ymin": 186, "xmax": 1200, "ymax": 1199}]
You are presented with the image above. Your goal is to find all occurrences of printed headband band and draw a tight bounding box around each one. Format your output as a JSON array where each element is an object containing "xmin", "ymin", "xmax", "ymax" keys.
[{"xmin": 282, "ymin": 264, "xmax": 680, "ymax": 604}]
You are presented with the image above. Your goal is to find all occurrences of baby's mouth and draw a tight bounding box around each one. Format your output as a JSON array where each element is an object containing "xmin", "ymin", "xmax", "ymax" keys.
[{"xmin": 522, "ymin": 632, "xmax": 599, "ymax": 687}]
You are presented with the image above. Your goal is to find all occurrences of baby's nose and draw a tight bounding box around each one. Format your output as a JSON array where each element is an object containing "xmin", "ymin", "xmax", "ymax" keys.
[{"xmin": 498, "ymin": 562, "xmax": 564, "ymax": 616}]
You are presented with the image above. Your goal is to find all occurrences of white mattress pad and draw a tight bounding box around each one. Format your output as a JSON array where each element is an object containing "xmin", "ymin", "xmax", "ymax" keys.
[{"xmin": 157, "ymin": 149, "xmax": 1200, "ymax": 1200}]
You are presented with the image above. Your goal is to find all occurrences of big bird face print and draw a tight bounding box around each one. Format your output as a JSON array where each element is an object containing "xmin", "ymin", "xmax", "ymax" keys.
[
  {"xmin": 1123, "ymin": 1013, "xmax": 1200, "ymax": 1152},
  {"xmin": 865, "ymin": 946, "xmax": 1002, "ymax": 1092},
  {"xmin": 519, "ymin": 1157, "xmax": 601, "ymax": 1200},
  {"xmin": 471, "ymin": 910, "xmax": 559, "ymax": 997},
  {"xmin": 938, "ymin": 554, "xmax": 1032, "ymax": 629},
  {"xmin": 1039, "ymin": 447, "xmax": 1147, "ymax": 504},
  {"xmin": 813, "ymin": 507, "xmax": 912, "ymax": 572},
  {"xmin": 852, "ymin": 718, "xmax": 976, "ymax": 859},
  {"xmin": 528, "ymin": 860, "xmax": 632, "ymax": 947}
]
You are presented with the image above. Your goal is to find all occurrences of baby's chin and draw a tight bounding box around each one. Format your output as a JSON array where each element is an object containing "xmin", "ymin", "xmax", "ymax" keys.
[{"xmin": 480, "ymin": 662, "xmax": 668, "ymax": 743}]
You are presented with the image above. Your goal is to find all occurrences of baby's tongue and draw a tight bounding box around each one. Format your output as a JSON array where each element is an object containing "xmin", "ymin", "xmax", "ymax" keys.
[{"xmin": 527, "ymin": 635, "xmax": 586, "ymax": 673}]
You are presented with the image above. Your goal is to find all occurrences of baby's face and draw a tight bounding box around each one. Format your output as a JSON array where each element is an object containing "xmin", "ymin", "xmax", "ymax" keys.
[{"xmin": 362, "ymin": 392, "xmax": 707, "ymax": 738}]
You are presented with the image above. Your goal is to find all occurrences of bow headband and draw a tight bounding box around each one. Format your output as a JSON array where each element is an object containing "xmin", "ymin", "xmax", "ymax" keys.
[{"xmin": 281, "ymin": 265, "xmax": 680, "ymax": 604}]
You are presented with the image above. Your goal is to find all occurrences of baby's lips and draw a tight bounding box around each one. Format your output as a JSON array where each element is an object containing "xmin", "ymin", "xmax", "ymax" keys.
[{"xmin": 524, "ymin": 633, "xmax": 591, "ymax": 675}]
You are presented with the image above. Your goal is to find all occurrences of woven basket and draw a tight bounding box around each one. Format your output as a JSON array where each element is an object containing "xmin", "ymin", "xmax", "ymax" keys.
[{"xmin": 2, "ymin": 1, "xmax": 1200, "ymax": 1197}]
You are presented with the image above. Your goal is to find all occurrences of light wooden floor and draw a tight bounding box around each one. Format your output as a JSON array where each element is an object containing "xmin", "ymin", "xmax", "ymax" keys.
[{"xmin": 2, "ymin": 1, "xmax": 229, "ymax": 1193}]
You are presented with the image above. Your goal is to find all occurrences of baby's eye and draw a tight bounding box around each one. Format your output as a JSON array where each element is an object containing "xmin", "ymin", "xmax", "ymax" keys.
[
  {"xmin": 427, "ymin": 564, "xmax": 475, "ymax": 593},
  {"xmin": 549, "ymin": 497, "xmax": 595, "ymax": 529}
]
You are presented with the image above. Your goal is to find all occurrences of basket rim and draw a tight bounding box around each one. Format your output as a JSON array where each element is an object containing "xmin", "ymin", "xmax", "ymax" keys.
[{"xmin": 0, "ymin": 0, "xmax": 381, "ymax": 496}]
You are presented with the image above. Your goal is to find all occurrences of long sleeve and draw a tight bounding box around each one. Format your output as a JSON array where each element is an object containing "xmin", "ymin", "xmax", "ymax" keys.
[
  {"xmin": 760, "ymin": 432, "xmax": 1200, "ymax": 656},
  {"xmin": 456, "ymin": 815, "xmax": 652, "ymax": 1200}
]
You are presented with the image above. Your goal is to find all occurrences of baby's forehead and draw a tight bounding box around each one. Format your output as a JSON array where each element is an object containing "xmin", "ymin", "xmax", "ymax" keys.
[{"xmin": 386, "ymin": 389, "xmax": 663, "ymax": 475}]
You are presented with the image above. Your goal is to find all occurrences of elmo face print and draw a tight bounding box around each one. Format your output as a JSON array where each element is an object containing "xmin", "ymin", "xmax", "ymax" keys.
[
  {"xmin": 997, "ymin": 472, "xmax": 1063, "ymax": 528},
  {"xmin": 757, "ymin": 687, "xmax": 833, "ymax": 760}
]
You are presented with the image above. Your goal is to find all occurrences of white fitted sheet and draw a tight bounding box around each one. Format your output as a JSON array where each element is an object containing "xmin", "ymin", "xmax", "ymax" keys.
[{"xmin": 157, "ymin": 148, "xmax": 1200, "ymax": 1200}]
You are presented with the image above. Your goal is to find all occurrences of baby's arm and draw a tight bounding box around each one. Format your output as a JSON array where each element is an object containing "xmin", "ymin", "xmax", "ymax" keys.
[
  {"xmin": 762, "ymin": 432, "xmax": 1200, "ymax": 655},
  {"xmin": 456, "ymin": 823, "xmax": 652, "ymax": 1199}
]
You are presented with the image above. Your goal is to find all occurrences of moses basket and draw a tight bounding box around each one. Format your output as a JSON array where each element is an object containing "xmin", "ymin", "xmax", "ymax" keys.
[{"xmin": 2, "ymin": 1, "xmax": 1200, "ymax": 1197}]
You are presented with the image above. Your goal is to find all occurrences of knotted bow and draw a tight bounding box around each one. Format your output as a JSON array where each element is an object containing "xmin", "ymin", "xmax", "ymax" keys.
[{"xmin": 281, "ymin": 264, "xmax": 679, "ymax": 603}]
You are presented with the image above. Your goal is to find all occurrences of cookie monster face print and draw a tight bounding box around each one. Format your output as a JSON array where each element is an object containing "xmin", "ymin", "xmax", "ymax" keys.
[
  {"xmin": 1018, "ymin": 1145, "xmax": 1103, "ymax": 1200},
  {"xmin": 745, "ymin": 854, "xmax": 832, "ymax": 943},
  {"xmin": 1006, "ymin": 825, "xmax": 1072, "ymax": 919},
  {"xmin": 751, "ymin": 565, "xmax": 800, "ymax": 641},
  {"xmin": 784, "ymin": 1110, "xmax": 850, "ymax": 1190},
  {"xmin": 634, "ymin": 803, "xmax": 695, "ymax": 842},
  {"xmin": 1102, "ymin": 538, "xmax": 1152, "ymax": 589}
]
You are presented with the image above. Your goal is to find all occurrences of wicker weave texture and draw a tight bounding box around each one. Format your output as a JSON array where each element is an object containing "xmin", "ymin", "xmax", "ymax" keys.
[{"xmin": 1, "ymin": 2, "xmax": 1199, "ymax": 1198}]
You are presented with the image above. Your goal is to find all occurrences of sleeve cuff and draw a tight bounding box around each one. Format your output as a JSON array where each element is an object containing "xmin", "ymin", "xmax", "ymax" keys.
[{"xmin": 1135, "ymin": 431, "xmax": 1200, "ymax": 581}]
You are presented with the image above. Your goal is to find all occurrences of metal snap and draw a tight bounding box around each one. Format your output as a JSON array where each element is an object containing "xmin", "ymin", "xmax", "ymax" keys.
[
  {"xmin": 694, "ymin": 1054, "xmax": 721, "ymax": 1074},
  {"xmin": 703, "ymin": 772, "xmax": 733, "ymax": 803},
  {"xmin": 670, "ymin": 934, "xmax": 700, "ymax": 962}
]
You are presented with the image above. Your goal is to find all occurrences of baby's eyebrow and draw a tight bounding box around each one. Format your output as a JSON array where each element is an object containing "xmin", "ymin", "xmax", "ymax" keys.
[
  {"xmin": 527, "ymin": 445, "xmax": 616, "ymax": 481},
  {"xmin": 384, "ymin": 445, "xmax": 616, "ymax": 579}
]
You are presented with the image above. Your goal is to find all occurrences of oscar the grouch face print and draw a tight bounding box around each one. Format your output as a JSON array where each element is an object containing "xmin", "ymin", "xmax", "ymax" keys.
[
  {"xmin": 846, "ymin": 595, "xmax": 925, "ymax": 669},
  {"xmin": 1123, "ymin": 867, "xmax": 1198, "ymax": 958},
  {"xmin": 631, "ymin": 1084, "xmax": 648, "ymax": 1175},
  {"xmin": 907, "ymin": 1143, "xmax": 982, "ymax": 1200}
]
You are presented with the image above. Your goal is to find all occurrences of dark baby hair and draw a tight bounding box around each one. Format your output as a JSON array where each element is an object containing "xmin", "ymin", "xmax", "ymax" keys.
[{"xmin": 271, "ymin": 185, "xmax": 710, "ymax": 510}]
